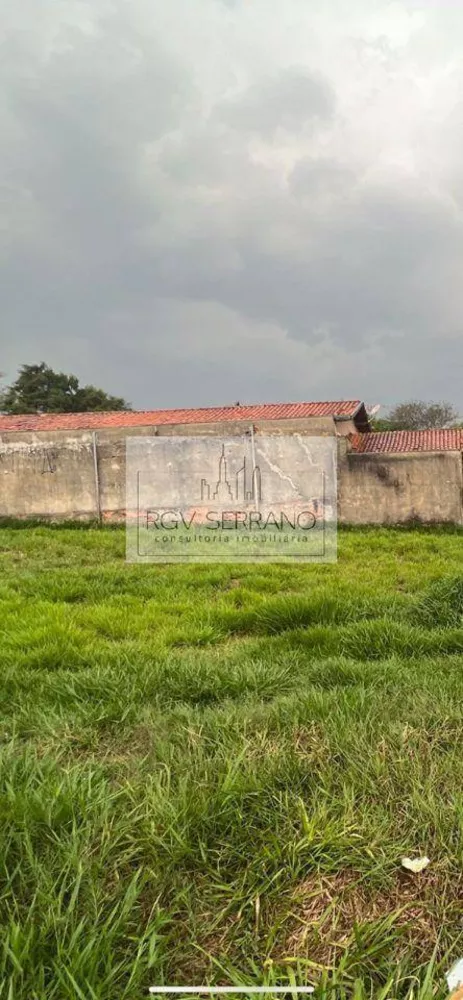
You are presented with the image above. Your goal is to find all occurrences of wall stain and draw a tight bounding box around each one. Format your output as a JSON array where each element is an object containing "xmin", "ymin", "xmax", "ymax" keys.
[{"xmin": 0, "ymin": 448, "xmax": 58, "ymax": 474}]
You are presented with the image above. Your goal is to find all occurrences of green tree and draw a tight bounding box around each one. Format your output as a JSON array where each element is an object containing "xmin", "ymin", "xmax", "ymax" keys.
[
  {"xmin": 371, "ymin": 400, "xmax": 459, "ymax": 432},
  {"xmin": 0, "ymin": 363, "xmax": 130, "ymax": 414}
]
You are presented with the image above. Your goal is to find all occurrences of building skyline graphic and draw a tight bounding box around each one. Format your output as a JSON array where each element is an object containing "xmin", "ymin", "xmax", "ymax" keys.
[{"xmin": 200, "ymin": 444, "xmax": 262, "ymax": 504}]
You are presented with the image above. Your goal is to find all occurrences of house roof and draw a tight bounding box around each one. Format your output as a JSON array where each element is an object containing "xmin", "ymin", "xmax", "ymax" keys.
[
  {"xmin": 350, "ymin": 428, "xmax": 463, "ymax": 454},
  {"xmin": 0, "ymin": 400, "xmax": 368, "ymax": 432}
]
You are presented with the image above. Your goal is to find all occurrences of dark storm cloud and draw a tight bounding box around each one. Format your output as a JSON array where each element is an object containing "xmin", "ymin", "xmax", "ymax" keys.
[
  {"xmin": 0, "ymin": 15, "xmax": 191, "ymax": 257},
  {"xmin": 0, "ymin": 0, "xmax": 462, "ymax": 411}
]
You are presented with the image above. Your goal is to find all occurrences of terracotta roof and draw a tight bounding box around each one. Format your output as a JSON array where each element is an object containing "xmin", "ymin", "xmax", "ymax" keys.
[
  {"xmin": 351, "ymin": 429, "xmax": 463, "ymax": 454},
  {"xmin": 0, "ymin": 400, "xmax": 365, "ymax": 432}
]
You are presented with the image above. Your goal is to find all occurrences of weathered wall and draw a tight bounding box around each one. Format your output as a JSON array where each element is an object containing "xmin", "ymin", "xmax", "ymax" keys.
[
  {"xmin": 0, "ymin": 417, "xmax": 337, "ymax": 521},
  {"xmin": 0, "ymin": 433, "xmax": 97, "ymax": 519},
  {"xmin": 338, "ymin": 445, "xmax": 463, "ymax": 524},
  {"xmin": 1, "ymin": 422, "xmax": 462, "ymax": 523}
]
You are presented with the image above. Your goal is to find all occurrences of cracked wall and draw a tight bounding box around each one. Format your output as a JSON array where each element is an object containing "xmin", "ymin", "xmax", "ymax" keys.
[{"xmin": 0, "ymin": 423, "xmax": 462, "ymax": 524}]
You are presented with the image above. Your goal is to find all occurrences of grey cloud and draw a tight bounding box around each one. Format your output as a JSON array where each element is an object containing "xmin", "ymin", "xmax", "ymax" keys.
[
  {"xmin": 0, "ymin": 0, "xmax": 462, "ymax": 412},
  {"xmin": 289, "ymin": 158, "xmax": 357, "ymax": 201},
  {"xmin": 135, "ymin": 166, "xmax": 463, "ymax": 356},
  {"xmin": 217, "ymin": 67, "xmax": 335, "ymax": 136},
  {"xmin": 1, "ymin": 14, "xmax": 192, "ymax": 267}
]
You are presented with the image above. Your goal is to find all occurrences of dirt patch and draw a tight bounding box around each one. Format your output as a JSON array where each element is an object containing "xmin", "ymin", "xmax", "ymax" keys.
[
  {"xmin": 144, "ymin": 867, "xmax": 462, "ymax": 984},
  {"xmin": 274, "ymin": 869, "xmax": 460, "ymax": 967}
]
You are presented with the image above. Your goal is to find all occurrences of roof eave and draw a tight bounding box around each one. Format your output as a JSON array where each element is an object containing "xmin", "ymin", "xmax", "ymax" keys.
[{"xmin": 335, "ymin": 403, "xmax": 370, "ymax": 433}]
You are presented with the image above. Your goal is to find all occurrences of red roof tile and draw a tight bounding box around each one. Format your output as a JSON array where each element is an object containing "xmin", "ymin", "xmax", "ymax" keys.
[
  {"xmin": 0, "ymin": 400, "xmax": 363, "ymax": 432},
  {"xmin": 351, "ymin": 429, "xmax": 463, "ymax": 454}
]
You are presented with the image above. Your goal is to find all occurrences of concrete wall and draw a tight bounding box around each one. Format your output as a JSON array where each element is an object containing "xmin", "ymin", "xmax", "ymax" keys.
[
  {"xmin": 0, "ymin": 417, "xmax": 337, "ymax": 521},
  {"xmin": 97, "ymin": 416, "xmax": 338, "ymax": 520},
  {"xmin": 338, "ymin": 445, "xmax": 463, "ymax": 524},
  {"xmin": 0, "ymin": 433, "xmax": 97, "ymax": 519},
  {"xmin": 1, "ymin": 421, "xmax": 462, "ymax": 524}
]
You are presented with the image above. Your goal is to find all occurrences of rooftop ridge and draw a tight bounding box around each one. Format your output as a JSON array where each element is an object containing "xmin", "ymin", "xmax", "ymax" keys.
[
  {"xmin": 0, "ymin": 400, "xmax": 364, "ymax": 432},
  {"xmin": 350, "ymin": 428, "xmax": 463, "ymax": 454}
]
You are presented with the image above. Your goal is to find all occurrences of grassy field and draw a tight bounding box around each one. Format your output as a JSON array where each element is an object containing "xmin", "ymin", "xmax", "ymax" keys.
[{"xmin": 0, "ymin": 524, "xmax": 462, "ymax": 1000}]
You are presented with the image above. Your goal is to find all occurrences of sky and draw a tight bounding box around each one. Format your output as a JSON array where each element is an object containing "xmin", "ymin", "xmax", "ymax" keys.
[{"xmin": 1, "ymin": 0, "xmax": 462, "ymax": 413}]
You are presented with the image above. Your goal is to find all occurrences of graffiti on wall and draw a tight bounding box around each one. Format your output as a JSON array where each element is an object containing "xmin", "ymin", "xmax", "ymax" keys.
[
  {"xmin": 0, "ymin": 448, "xmax": 58, "ymax": 474},
  {"xmin": 41, "ymin": 449, "xmax": 58, "ymax": 474}
]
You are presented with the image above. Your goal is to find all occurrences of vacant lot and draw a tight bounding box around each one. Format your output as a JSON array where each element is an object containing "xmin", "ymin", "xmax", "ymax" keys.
[{"xmin": 0, "ymin": 524, "xmax": 462, "ymax": 1000}]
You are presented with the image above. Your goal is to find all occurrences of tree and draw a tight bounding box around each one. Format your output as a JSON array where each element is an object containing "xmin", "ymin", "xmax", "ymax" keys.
[
  {"xmin": 372, "ymin": 400, "xmax": 459, "ymax": 432},
  {"xmin": 0, "ymin": 363, "xmax": 131, "ymax": 414},
  {"xmin": 370, "ymin": 417, "xmax": 396, "ymax": 431}
]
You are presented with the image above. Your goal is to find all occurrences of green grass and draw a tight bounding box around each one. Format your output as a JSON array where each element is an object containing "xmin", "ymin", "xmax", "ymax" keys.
[{"xmin": 0, "ymin": 524, "xmax": 462, "ymax": 999}]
